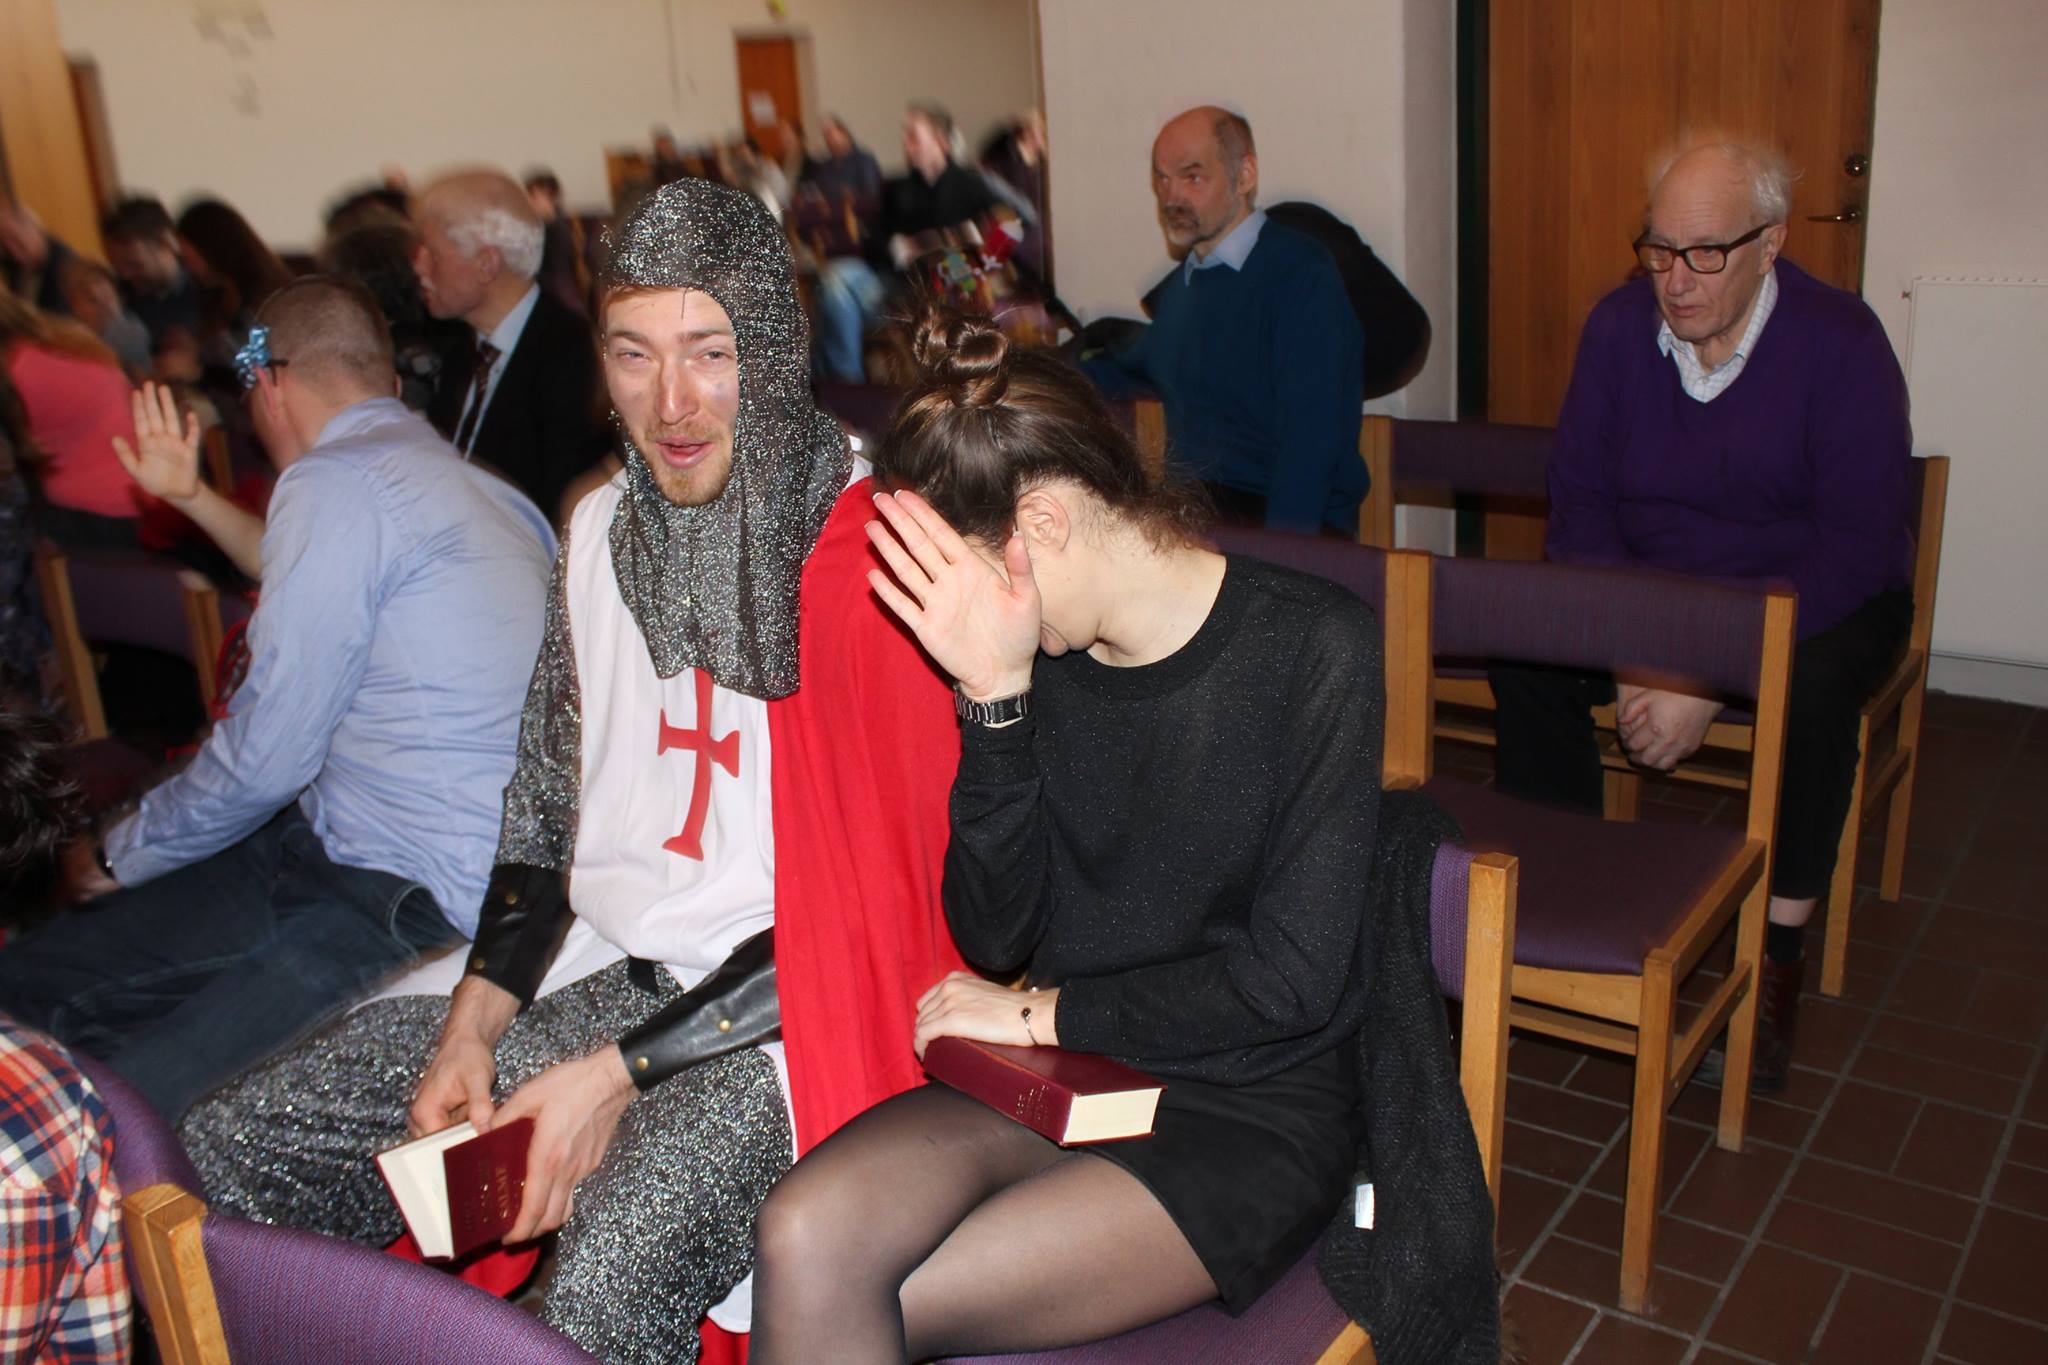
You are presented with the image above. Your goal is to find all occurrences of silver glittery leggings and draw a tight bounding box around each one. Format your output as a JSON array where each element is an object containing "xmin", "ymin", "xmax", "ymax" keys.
[{"xmin": 178, "ymin": 961, "xmax": 792, "ymax": 1365}]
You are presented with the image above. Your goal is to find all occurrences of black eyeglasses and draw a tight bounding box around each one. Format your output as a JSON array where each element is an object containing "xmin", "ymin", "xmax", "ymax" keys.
[{"xmin": 1632, "ymin": 223, "xmax": 1770, "ymax": 275}]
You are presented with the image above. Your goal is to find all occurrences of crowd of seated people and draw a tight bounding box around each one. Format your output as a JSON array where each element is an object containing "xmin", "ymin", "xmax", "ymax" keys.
[{"xmin": 0, "ymin": 89, "xmax": 1920, "ymax": 1362}]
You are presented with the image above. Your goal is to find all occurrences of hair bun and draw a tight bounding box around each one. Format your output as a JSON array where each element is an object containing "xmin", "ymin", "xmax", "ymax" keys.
[{"xmin": 911, "ymin": 306, "xmax": 1010, "ymax": 408}]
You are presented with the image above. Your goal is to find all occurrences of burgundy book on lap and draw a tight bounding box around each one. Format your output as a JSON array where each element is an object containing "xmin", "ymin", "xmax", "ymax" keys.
[
  {"xmin": 923, "ymin": 1038, "xmax": 1164, "ymax": 1145},
  {"xmin": 376, "ymin": 1117, "xmax": 533, "ymax": 1260}
]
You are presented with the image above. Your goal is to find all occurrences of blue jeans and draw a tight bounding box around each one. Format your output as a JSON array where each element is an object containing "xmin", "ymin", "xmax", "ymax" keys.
[
  {"xmin": 815, "ymin": 257, "xmax": 889, "ymax": 382},
  {"xmin": 0, "ymin": 807, "xmax": 461, "ymax": 1120}
]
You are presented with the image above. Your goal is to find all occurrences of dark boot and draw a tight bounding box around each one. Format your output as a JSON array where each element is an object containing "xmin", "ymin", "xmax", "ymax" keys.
[{"xmin": 1693, "ymin": 955, "xmax": 1803, "ymax": 1095}]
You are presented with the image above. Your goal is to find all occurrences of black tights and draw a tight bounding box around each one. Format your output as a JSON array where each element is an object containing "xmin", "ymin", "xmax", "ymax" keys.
[{"xmin": 749, "ymin": 1084, "xmax": 1217, "ymax": 1364}]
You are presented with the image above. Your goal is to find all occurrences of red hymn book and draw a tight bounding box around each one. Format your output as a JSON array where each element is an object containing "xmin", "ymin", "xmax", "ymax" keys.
[
  {"xmin": 376, "ymin": 1117, "xmax": 534, "ymax": 1260},
  {"xmin": 922, "ymin": 1037, "xmax": 1164, "ymax": 1145}
]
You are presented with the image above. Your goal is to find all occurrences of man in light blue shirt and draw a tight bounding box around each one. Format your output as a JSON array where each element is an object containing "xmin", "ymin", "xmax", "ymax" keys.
[{"xmin": 0, "ymin": 276, "xmax": 554, "ymax": 1119}]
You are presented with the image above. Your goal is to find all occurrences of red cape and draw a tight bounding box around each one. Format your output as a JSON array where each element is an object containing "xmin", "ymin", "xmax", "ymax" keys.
[{"xmin": 768, "ymin": 477, "xmax": 966, "ymax": 1153}]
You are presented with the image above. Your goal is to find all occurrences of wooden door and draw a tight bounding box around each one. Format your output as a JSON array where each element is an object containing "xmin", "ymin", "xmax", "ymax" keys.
[
  {"xmin": 1487, "ymin": 0, "xmax": 1881, "ymax": 433},
  {"xmin": 0, "ymin": 0, "xmax": 104, "ymax": 256},
  {"xmin": 736, "ymin": 36, "xmax": 803, "ymax": 163}
]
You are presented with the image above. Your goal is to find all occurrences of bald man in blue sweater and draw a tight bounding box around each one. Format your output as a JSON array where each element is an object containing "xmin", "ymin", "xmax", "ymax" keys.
[{"xmin": 1085, "ymin": 107, "xmax": 1365, "ymax": 536}]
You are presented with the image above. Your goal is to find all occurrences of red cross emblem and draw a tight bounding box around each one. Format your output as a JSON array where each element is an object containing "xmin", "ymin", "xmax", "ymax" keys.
[{"xmin": 656, "ymin": 669, "xmax": 740, "ymax": 860}]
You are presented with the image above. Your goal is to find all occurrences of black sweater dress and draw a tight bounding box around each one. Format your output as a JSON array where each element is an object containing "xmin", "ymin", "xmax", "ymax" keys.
[{"xmin": 942, "ymin": 555, "xmax": 1383, "ymax": 1311}]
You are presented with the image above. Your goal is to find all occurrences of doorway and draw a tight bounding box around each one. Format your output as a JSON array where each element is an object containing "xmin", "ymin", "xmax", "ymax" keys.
[
  {"xmin": 736, "ymin": 35, "xmax": 804, "ymax": 163},
  {"xmin": 1462, "ymin": 0, "xmax": 1882, "ymax": 555},
  {"xmin": 1470, "ymin": 0, "xmax": 1882, "ymax": 428}
]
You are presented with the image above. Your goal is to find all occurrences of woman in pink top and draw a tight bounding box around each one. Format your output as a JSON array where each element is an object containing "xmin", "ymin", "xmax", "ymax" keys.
[{"xmin": 0, "ymin": 292, "xmax": 155, "ymax": 544}]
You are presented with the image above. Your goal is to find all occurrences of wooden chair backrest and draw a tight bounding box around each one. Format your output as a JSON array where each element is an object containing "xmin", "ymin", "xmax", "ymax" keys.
[
  {"xmin": 32, "ymin": 540, "xmax": 107, "ymax": 739},
  {"xmin": 1127, "ymin": 400, "xmax": 1391, "ymax": 548},
  {"xmin": 1457, "ymin": 851, "xmax": 1516, "ymax": 1212},
  {"xmin": 1906, "ymin": 455, "xmax": 1950, "ymax": 658},
  {"xmin": 124, "ymin": 1184, "xmax": 229, "ymax": 1365},
  {"xmin": 32, "ymin": 541, "xmax": 228, "ymax": 739}
]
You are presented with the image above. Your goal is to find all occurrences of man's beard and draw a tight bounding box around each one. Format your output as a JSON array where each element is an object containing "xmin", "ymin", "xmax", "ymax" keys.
[{"xmin": 633, "ymin": 421, "xmax": 737, "ymax": 508}]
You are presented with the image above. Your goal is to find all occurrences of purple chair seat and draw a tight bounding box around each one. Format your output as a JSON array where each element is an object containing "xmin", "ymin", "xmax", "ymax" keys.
[
  {"xmin": 203, "ymin": 1216, "xmax": 599, "ymax": 1364},
  {"xmin": 1424, "ymin": 776, "xmax": 1745, "ymax": 975},
  {"xmin": 944, "ymin": 1241, "xmax": 1349, "ymax": 1365},
  {"xmin": 73, "ymin": 1054, "xmax": 202, "ymax": 1196}
]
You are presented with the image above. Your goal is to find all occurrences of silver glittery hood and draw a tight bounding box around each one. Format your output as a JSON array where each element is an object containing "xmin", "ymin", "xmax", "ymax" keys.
[{"xmin": 601, "ymin": 178, "xmax": 852, "ymax": 698}]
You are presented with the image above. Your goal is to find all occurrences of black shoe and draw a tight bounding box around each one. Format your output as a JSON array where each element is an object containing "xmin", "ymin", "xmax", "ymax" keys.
[{"xmin": 1692, "ymin": 956, "xmax": 1802, "ymax": 1096}]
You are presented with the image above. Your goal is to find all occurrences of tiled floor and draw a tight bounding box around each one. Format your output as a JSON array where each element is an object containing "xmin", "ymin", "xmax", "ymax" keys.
[{"xmin": 1456, "ymin": 690, "xmax": 2048, "ymax": 1364}]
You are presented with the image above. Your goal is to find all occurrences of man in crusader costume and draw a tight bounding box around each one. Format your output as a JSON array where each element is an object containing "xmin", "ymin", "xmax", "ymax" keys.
[{"xmin": 179, "ymin": 180, "xmax": 964, "ymax": 1362}]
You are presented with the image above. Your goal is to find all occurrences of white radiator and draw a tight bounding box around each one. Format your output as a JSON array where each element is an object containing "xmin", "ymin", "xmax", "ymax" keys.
[{"xmin": 1904, "ymin": 275, "xmax": 2048, "ymax": 703}]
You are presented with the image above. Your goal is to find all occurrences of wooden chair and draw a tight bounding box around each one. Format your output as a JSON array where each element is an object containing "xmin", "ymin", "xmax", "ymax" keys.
[
  {"xmin": 200, "ymin": 425, "xmax": 235, "ymax": 492},
  {"xmin": 1420, "ymin": 553, "xmax": 1797, "ymax": 1313},
  {"xmin": 1354, "ymin": 414, "xmax": 1553, "ymax": 556},
  {"xmin": 1596, "ymin": 456, "xmax": 1950, "ymax": 995},
  {"xmin": 1129, "ymin": 403, "xmax": 1391, "ymax": 550},
  {"xmin": 32, "ymin": 541, "xmax": 238, "ymax": 739}
]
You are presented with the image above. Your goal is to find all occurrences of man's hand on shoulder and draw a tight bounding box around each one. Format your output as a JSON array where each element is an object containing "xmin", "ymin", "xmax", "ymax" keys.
[{"xmin": 494, "ymin": 1047, "xmax": 636, "ymax": 1244}]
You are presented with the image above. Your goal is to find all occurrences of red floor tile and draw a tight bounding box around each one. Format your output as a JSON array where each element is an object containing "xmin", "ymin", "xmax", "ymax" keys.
[
  {"xmin": 1704, "ymin": 1244, "xmax": 1842, "ymax": 1362},
  {"xmin": 1808, "ymin": 1274, "xmax": 1941, "ymax": 1365},
  {"xmin": 1500, "ymin": 1284, "xmax": 1595, "ymax": 1365},
  {"xmin": 1783, "ymin": 1156, "xmax": 1977, "ymax": 1242},
  {"xmin": 1667, "ymin": 1142, "xmax": 1794, "ymax": 1237},
  {"xmin": 1481, "ymin": 700, "xmax": 2048, "ymax": 1359},
  {"xmin": 1760, "ymin": 1198, "xmax": 1962, "ymax": 1287},
  {"xmin": 1865, "ymin": 1013, "xmax": 2037, "ymax": 1079},
  {"xmin": 1894, "ymin": 1102, "xmax": 2010, "ymax": 1195},
  {"xmin": 1520, "ymin": 1234, "xmax": 1719, "ymax": 1332},
  {"xmin": 1807, "ymin": 1082, "xmax": 1922, "ymax": 1171},
  {"xmin": 1849, "ymin": 1045, "xmax": 2021, "ymax": 1115},
  {"xmin": 1936, "ymin": 1303, "xmax": 2048, "ymax": 1364},
  {"xmin": 1571, "ymin": 1314, "xmax": 1692, "ymax": 1364},
  {"xmin": 1954, "ymin": 1207, "xmax": 2048, "ymax": 1324}
]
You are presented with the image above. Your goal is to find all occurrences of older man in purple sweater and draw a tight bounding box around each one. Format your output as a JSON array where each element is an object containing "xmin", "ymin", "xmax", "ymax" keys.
[{"xmin": 1493, "ymin": 143, "xmax": 1913, "ymax": 1091}]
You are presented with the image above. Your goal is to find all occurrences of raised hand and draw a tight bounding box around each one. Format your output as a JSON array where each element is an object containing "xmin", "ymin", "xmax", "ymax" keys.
[
  {"xmin": 111, "ymin": 381, "xmax": 203, "ymax": 503},
  {"xmin": 865, "ymin": 489, "xmax": 1042, "ymax": 701}
]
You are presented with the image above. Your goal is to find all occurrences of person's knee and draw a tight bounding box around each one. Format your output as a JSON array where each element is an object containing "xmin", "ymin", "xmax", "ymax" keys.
[{"xmin": 753, "ymin": 1170, "xmax": 848, "ymax": 1292}]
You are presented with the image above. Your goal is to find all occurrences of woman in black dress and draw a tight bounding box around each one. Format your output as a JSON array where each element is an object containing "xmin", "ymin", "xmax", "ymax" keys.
[{"xmin": 748, "ymin": 310, "xmax": 1383, "ymax": 1363}]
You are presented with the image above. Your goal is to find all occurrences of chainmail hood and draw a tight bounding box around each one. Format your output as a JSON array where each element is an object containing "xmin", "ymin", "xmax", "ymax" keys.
[{"xmin": 601, "ymin": 177, "xmax": 852, "ymax": 698}]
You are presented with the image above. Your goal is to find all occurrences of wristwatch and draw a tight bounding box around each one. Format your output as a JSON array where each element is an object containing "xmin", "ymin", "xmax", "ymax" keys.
[{"xmin": 955, "ymin": 686, "xmax": 1032, "ymax": 729}]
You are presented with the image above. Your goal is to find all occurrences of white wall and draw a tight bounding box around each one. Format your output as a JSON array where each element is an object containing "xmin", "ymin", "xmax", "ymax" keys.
[
  {"xmin": 1861, "ymin": 0, "xmax": 2048, "ymax": 349},
  {"xmin": 55, "ymin": 0, "xmax": 1039, "ymax": 252},
  {"xmin": 1036, "ymin": 0, "xmax": 1456, "ymax": 550},
  {"xmin": 1861, "ymin": 0, "xmax": 2048, "ymax": 702}
]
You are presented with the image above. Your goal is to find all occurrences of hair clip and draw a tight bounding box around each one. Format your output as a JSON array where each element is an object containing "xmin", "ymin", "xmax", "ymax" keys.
[{"xmin": 234, "ymin": 326, "xmax": 275, "ymax": 390}]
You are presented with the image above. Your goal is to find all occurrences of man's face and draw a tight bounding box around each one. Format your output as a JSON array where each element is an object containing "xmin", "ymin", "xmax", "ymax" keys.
[
  {"xmin": 104, "ymin": 233, "xmax": 183, "ymax": 294},
  {"xmin": 823, "ymin": 121, "xmax": 853, "ymax": 158},
  {"xmin": 411, "ymin": 211, "xmax": 492, "ymax": 321},
  {"xmin": 604, "ymin": 288, "xmax": 742, "ymax": 508},
  {"xmin": 63, "ymin": 272, "xmax": 120, "ymax": 330},
  {"xmin": 902, "ymin": 113, "xmax": 947, "ymax": 169},
  {"xmin": 0, "ymin": 209, "xmax": 44, "ymax": 267},
  {"xmin": 1151, "ymin": 119, "xmax": 1250, "ymax": 254},
  {"xmin": 1642, "ymin": 165, "xmax": 1782, "ymax": 353}
]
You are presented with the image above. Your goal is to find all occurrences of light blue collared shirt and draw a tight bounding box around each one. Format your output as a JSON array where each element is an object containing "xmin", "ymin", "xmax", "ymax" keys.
[
  {"xmin": 1182, "ymin": 208, "xmax": 1268, "ymax": 283},
  {"xmin": 106, "ymin": 398, "xmax": 556, "ymax": 933}
]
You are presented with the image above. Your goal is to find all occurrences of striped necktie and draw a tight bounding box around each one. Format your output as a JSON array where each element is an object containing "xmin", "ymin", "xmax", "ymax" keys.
[{"xmin": 454, "ymin": 337, "xmax": 502, "ymax": 454}]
